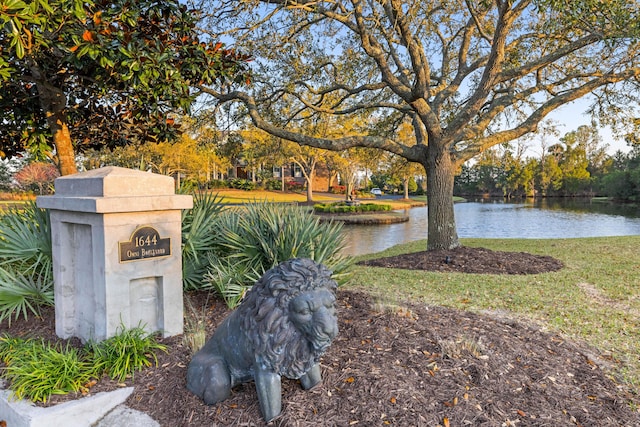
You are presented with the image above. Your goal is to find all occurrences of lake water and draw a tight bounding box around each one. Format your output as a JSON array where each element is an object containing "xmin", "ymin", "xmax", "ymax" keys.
[{"xmin": 341, "ymin": 199, "xmax": 640, "ymax": 256}]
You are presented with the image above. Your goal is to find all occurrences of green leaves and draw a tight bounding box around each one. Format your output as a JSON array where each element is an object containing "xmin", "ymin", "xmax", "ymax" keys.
[
  {"xmin": 0, "ymin": 202, "xmax": 53, "ymax": 324},
  {"xmin": 536, "ymin": 0, "xmax": 640, "ymax": 39},
  {"xmin": 201, "ymin": 202, "xmax": 352, "ymax": 307},
  {"xmin": 0, "ymin": 326, "xmax": 166, "ymax": 402},
  {"xmin": 88, "ymin": 325, "xmax": 167, "ymax": 383},
  {"xmin": 1, "ymin": 0, "xmax": 251, "ymax": 161},
  {"xmin": 203, "ymin": 259, "xmax": 258, "ymax": 308},
  {"xmin": 181, "ymin": 196, "xmax": 352, "ymax": 308},
  {"xmin": 0, "ymin": 202, "xmax": 52, "ymax": 275},
  {"xmin": 0, "ymin": 0, "xmax": 71, "ymax": 60},
  {"xmin": 181, "ymin": 191, "xmax": 226, "ymax": 291},
  {"xmin": 0, "ymin": 267, "xmax": 53, "ymax": 325},
  {"xmin": 1, "ymin": 0, "xmax": 32, "ymax": 60},
  {"xmin": 0, "ymin": 336, "xmax": 95, "ymax": 403}
]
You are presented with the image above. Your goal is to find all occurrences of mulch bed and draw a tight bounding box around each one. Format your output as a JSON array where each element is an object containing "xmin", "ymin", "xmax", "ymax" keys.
[
  {"xmin": 357, "ymin": 245, "xmax": 565, "ymax": 274},
  {"xmin": 2, "ymin": 246, "xmax": 638, "ymax": 426}
]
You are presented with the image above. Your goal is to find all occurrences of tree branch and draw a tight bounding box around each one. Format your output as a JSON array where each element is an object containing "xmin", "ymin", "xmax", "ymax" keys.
[
  {"xmin": 454, "ymin": 68, "xmax": 640, "ymax": 162},
  {"xmin": 202, "ymin": 86, "xmax": 426, "ymax": 161}
]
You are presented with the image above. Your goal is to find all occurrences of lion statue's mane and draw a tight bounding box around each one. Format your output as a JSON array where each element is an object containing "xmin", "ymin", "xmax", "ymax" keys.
[{"xmin": 236, "ymin": 258, "xmax": 337, "ymax": 379}]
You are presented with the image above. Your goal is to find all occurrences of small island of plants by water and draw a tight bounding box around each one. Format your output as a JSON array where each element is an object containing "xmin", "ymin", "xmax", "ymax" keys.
[
  {"xmin": 313, "ymin": 201, "xmax": 409, "ymax": 225},
  {"xmin": 313, "ymin": 201, "xmax": 392, "ymax": 214}
]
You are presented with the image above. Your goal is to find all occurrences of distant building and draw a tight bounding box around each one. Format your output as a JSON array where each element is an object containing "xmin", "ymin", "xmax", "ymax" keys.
[{"xmin": 231, "ymin": 159, "xmax": 331, "ymax": 192}]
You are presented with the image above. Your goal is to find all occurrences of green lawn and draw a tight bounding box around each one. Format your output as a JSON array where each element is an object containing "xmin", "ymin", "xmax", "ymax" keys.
[
  {"xmin": 212, "ymin": 189, "xmax": 337, "ymax": 204},
  {"xmin": 348, "ymin": 236, "xmax": 640, "ymax": 388},
  {"xmin": 209, "ymin": 189, "xmax": 428, "ymax": 210}
]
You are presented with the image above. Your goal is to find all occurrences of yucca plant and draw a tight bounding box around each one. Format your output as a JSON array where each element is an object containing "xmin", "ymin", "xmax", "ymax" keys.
[
  {"xmin": 0, "ymin": 201, "xmax": 52, "ymax": 274},
  {"xmin": 205, "ymin": 202, "xmax": 353, "ymax": 307},
  {"xmin": 0, "ymin": 267, "xmax": 54, "ymax": 324},
  {"xmin": 221, "ymin": 202, "xmax": 352, "ymax": 276},
  {"xmin": 202, "ymin": 256, "xmax": 260, "ymax": 308},
  {"xmin": 181, "ymin": 191, "xmax": 225, "ymax": 290},
  {"xmin": 0, "ymin": 202, "xmax": 53, "ymax": 323}
]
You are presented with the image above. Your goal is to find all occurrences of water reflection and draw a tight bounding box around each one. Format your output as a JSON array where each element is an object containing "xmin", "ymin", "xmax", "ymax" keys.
[{"xmin": 341, "ymin": 199, "xmax": 640, "ymax": 256}]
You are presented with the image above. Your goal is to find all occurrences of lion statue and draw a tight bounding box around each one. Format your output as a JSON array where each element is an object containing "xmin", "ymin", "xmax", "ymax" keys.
[{"xmin": 186, "ymin": 258, "xmax": 339, "ymax": 422}]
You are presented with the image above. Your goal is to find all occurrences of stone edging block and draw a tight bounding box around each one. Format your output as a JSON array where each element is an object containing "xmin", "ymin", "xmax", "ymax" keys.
[{"xmin": 0, "ymin": 383, "xmax": 133, "ymax": 427}]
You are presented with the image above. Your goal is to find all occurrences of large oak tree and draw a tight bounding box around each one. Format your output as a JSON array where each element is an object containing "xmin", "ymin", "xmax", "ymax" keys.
[
  {"xmin": 198, "ymin": 0, "xmax": 640, "ymax": 250},
  {"xmin": 1, "ymin": 0, "xmax": 249, "ymax": 175}
]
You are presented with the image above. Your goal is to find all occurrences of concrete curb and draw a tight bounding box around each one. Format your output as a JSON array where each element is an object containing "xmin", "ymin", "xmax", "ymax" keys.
[
  {"xmin": 0, "ymin": 384, "xmax": 134, "ymax": 427},
  {"xmin": 94, "ymin": 404, "xmax": 160, "ymax": 427}
]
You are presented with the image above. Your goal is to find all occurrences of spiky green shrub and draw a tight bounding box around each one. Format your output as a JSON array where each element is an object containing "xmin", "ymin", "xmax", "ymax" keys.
[
  {"xmin": 181, "ymin": 191, "xmax": 225, "ymax": 291},
  {"xmin": 0, "ymin": 268, "xmax": 54, "ymax": 324},
  {"xmin": 0, "ymin": 202, "xmax": 53, "ymax": 324},
  {"xmin": 202, "ymin": 257, "xmax": 260, "ymax": 308},
  {"xmin": 0, "ymin": 336, "xmax": 96, "ymax": 403},
  {"xmin": 204, "ymin": 202, "xmax": 352, "ymax": 306}
]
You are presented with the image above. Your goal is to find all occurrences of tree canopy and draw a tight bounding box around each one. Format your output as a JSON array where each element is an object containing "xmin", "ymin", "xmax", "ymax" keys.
[
  {"xmin": 198, "ymin": 0, "xmax": 640, "ymax": 250},
  {"xmin": 1, "ymin": 0, "xmax": 250, "ymax": 175}
]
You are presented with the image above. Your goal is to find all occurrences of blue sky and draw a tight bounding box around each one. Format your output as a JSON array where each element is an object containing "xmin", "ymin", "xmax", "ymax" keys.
[{"xmin": 548, "ymin": 99, "xmax": 630, "ymax": 155}]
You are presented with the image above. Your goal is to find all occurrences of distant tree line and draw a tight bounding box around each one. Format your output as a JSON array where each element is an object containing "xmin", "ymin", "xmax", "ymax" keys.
[
  {"xmin": 454, "ymin": 126, "xmax": 640, "ymax": 201},
  {"xmin": 2, "ymin": 122, "xmax": 639, "ymax": 204}
]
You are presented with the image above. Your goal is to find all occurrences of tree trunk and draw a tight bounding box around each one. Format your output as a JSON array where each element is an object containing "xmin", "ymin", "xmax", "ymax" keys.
[
  {"xmin": 425, "ymin": 144, "xmax": 460, "ymax": 250},
  {"xmin": 307, "ymin": 180, "xmax": 313, "ymax": 205},
  {"xmin": 345, "ymin": 182, "xmax": 353, "ymax": 202},
  {"xmin": 279, "ymin": 164, "xmax": 284, "ymax": 191},
  {"xmin": 53, "ymin": 122, "xmax": 77, "ymax": 176},
  {"xmin": 298, "ymin": 161, "xmax": 316, "ymax": 204},
  {"xmin": 305, "ymin": 175, "xmax": 314, "ymax": 203},
  {"xmin": 35, "ymin": 78, "xmax": 78, "ymax": 176},
  {"xmin": 403, "ymin": 178, "xmax": 409, "ymax": 199}
]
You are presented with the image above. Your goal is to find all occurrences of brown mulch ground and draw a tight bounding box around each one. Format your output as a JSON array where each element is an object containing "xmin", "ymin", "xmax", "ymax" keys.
[
  {"xmin": 2, "ymin": 247, "xmax": 639, "ymax": 426},
  {"xmin": 357, "ymin": 245, "xmax": 565, "ymax": 274}
]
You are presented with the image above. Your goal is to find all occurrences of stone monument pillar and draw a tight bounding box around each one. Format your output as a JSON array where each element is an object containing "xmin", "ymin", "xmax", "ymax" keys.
[{"xmin": 36, "ymin": 166, "xmax": 192, "ymax": 342}]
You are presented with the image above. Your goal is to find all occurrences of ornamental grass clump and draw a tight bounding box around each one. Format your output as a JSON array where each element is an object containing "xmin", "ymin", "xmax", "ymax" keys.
[
  {"xmin": 89, "ymin": 325, "xmax": 167, "ymax": 382},
  {"xmin": 0, "ymin": 336, "xmax": 96, "ymax": 403},
  {"xmin": 0, "ymin": 326, "xmax": 167, "ymax": 403}
]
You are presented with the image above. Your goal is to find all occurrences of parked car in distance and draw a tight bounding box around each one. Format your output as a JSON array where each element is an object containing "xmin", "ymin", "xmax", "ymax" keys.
[{"xmin": 370, "ymin": 188, "xmax": 382, "ymax": 196}]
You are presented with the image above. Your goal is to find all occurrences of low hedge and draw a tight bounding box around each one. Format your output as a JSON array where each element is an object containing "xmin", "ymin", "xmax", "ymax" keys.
[{"xmin": 313, "ymin": 202, "xmax": 392, "ymax": 214}]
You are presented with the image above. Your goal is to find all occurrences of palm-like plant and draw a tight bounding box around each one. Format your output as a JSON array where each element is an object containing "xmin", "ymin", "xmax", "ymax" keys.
[
  {"xmin": 0, "ymin": 202, "xmax": 53, "ymax": 324},
  {"xmin": 204, "ymin": 202, "xmax": 352, "ymax": 306},
  {"xmin": 202, "ymin": 257, "xmax": 260, "ymax": 308},
  {"xmin": 0, "ymin": 202, "xmax": 52, "ymax": 275},
  {"xmin": 181, "ymin": 191, "xmax": 225, "ymax": 290},
  {"xmin": 0, "ymin": 268, "xmax": 54, "ymax": 324}
]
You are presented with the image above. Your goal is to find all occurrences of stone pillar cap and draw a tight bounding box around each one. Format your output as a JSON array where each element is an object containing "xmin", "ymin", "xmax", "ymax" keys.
[
  {"xmin": 36, "ymin": 166, "xmax": 193, "ymax": 213},
  {"xmin": 54, "ymin": 166, "xmax": 175, "ymax": 197}
]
